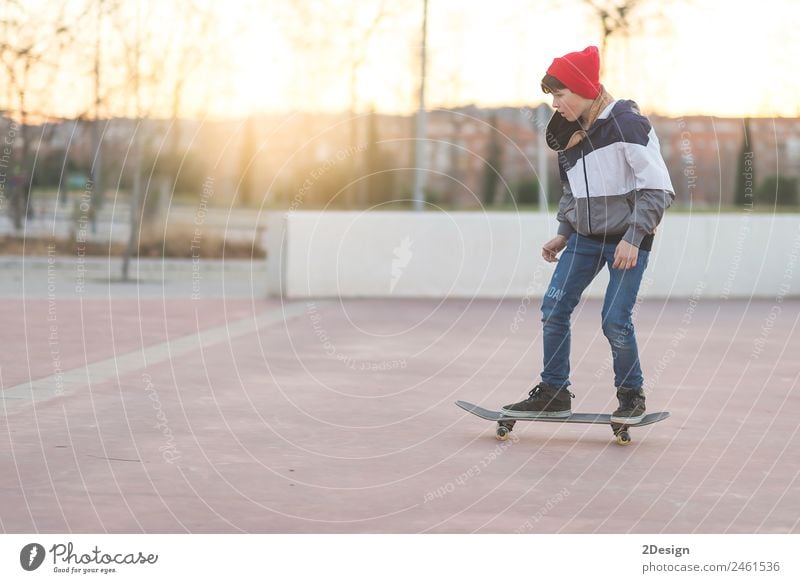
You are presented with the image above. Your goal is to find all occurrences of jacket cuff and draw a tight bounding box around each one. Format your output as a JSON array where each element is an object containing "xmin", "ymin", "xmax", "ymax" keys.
[
  {"xmin": 557, "ymin": 221, "xmax": 575, "ymax": 239},
  {"xmin": 623, "ymin": 225, "xmax": 646, "ymax": 248}
]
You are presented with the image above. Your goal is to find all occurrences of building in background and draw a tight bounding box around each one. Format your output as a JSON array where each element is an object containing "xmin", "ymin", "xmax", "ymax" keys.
[{"xmin": 9, "ymin": 110, "xmax": 800, "ymax": 211}]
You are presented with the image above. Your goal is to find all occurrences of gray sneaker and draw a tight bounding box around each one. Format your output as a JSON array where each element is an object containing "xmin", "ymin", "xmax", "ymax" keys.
[
  {"xmin": 611, "ymin": 386, "xmax": 646, "ymax": 424},
  {"xmin": 501, "ymin": 383, "xmax": 573, "ymax": 418}
]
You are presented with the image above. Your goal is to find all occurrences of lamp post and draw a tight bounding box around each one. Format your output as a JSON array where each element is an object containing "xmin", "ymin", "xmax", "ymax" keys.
[
  {"xmin": 537, "ymin": 102, "xmax": 550, "ymax": 213},
  {"xmin": 412, "ymin": 0, "xmax": 428, "ymax": 211}
]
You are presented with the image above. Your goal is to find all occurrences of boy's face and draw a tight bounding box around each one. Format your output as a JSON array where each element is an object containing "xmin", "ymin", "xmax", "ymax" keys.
[{"xmin": 550, "ymin": 88, "xmax": 591, "ymax": 123}]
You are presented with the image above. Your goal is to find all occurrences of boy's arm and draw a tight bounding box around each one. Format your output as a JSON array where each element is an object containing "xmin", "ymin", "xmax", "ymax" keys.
[
  {"xmin": 622, "ymin": 189, "xmax": 675, "ymax": 248},
  {"xmin": 621, "ymin": 116, "xmax": 676, "ymax": 248},
  {"xmin": 556, "ymin": 161, "xmax": 575, "ymax": 239}
]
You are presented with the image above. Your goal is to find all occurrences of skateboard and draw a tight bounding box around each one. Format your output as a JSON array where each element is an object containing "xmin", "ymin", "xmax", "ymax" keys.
[{"xmin": 455, "ymin": 400, "xmax": 670, "ymax": 445}]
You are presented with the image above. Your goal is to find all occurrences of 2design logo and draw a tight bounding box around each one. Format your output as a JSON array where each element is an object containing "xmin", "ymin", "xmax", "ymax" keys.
[{"xmin": 20, "ymin": 543, "xmax": 46, "ymax": 571}]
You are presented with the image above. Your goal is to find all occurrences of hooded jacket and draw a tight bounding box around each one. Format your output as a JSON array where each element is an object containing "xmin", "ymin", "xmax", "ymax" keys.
[{"xmin": 546, "ymin": 98, "xmax": 675, "ymax": 251}]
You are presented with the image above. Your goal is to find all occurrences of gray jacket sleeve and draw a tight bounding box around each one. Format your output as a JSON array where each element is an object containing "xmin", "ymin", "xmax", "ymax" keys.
[
  {"xmin": 622, "ymin": 188, "xmax": 675, "ymax": 247},
  {"xmin": 620, "ymin": 115, "xmax": 676, "ymax": 248},
  {"xmin": 556, "ymin": 180, "xmax": 576, "ymax": 238}
]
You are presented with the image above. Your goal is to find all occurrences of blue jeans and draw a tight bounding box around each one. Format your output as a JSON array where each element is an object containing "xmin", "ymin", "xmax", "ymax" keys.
[{"xmin": 540, "ymin": 233, "xmax": 649, "ymax": 390}]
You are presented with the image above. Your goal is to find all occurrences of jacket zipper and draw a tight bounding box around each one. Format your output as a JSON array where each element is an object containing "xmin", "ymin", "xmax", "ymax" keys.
[{"xmin": 581, "ymin": 141, "xmax": 592, "ymax": 235}]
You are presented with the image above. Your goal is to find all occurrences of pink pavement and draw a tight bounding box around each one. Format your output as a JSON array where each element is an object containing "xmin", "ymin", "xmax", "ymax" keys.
[{"xmin": 1, "ymin": 297, "xmax": 798, "ymax": 533}]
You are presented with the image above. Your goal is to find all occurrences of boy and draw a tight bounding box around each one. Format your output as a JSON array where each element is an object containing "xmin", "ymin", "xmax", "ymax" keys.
[{"xmin": 503, "ymin": 45, "xmax": 674, "ymax": 424}]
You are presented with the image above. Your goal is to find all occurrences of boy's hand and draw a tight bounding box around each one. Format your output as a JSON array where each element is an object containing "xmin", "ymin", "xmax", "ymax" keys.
[
  {"xmin": 613, "ymin": 240, "xmax": 639, "ymax": 270},
  {"xmin": 542, "ymin": 235, "xmax": 568, "ymax": 263}
]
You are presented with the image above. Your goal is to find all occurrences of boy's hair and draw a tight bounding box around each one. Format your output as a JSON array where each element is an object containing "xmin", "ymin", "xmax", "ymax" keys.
[{"xmin": 540, "ymin": 74, "xmax": 567, "ymax": 94}]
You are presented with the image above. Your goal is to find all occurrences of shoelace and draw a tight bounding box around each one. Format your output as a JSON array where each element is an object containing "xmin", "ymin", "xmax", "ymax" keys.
[
  {"xmin": 527, "ymin": 384, "xmax": 575, "ymax": 400},
  {"xmin": 527, "ymin": 384, "xmax": 544, "ymax": 399}
]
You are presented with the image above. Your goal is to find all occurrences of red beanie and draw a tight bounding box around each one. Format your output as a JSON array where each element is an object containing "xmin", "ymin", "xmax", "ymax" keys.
[{"xmin": 546, "ymin": 46, "xmax": 601, "ymax": 99}]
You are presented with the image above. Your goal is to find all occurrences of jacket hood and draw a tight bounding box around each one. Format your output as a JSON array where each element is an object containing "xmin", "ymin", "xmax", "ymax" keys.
[{"xmin": 545, "ymin": 98, "xmax": 641, "ymax": 151}]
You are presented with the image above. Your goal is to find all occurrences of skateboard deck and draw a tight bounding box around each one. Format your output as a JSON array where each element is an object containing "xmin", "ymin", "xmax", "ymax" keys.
[{"xmin": 455, "ymin": 400, "xmax": 669, "ymax": 445}]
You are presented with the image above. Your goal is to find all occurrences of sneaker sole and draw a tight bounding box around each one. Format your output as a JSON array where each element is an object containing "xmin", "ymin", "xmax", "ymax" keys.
[
  {"xmin": 610, "ymin": 414, "xmax": 645, "ymax": 424},
  {"xmin": 500, "ymin": 409, "xmax": 571, "ymax": 419}
]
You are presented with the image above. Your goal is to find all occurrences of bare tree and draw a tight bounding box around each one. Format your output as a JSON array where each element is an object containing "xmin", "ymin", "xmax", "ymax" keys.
[
  {"xmin": 283, "ymin": 0, "xmax": 404, "ymax": 207},
  {"xmin": 580, "ymin": 0, "xmax": 695, "ymax": 105},
  {"xmin": 108, "ymin": 1, "xmax": 238, "ymax": 280},
  {"xmin": 0, "ymin": 0, "xmax": 85, "ymax": 229},
  {"xmin": 85, "ymin": 0, "xmax": 124, "ymax": 225},
  {"xmin": 581, "ymin": 0, "xmax": 644, "ymax": 64},
  {"xmin": 108, "ymin": 2, "xmax": 166, "ymax": 281},
  {"xmin": 165, "ymin": 0, "xmax": 224, "ymax": 160}
]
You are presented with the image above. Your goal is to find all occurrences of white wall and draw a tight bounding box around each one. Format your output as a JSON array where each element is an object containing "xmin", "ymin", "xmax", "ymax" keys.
[{"xmin": 264, "ymin": 211, "xmax": 800, "ymax": 299}]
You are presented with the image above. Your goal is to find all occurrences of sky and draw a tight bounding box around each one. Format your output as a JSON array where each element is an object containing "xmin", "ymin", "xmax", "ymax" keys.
[
  {"xmin": 207, "ymin": 0, "xmax": 800, "ymax": 119},
  {"xmin": 6, "ymin": 0, "xmax": 800, "ymax": 120}
]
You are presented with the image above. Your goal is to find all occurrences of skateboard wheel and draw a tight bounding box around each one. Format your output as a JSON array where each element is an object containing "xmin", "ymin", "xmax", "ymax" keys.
[
  {"xmin": 496, "ymin": 426, "xmax": 510, "ymax": 441},
  {"xmin": 616, "ymin": 431, "xmax": 631, "ymax": 445}
]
